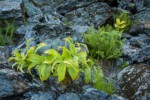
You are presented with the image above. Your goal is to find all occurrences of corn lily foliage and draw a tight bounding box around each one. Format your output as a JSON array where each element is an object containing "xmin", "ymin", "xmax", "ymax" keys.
[{"xmin": 9, "ymin": 37, "xmax": 93, "ymax": 83}]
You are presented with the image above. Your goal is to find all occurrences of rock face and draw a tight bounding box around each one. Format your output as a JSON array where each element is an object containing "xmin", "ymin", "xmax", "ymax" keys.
[
  {"xmin": 0, "ymin": 46, "xmax": 12, "ymax": 64},
  {"xmin": 123, "ymin": 34, "xmax": 150, "ymax": 64},
  {"xmin": 23, "ymin": 91, "xmax": 55, "ymax": 100},
  {"xmin": 0, "ymin": 68, "xmax": 44, "ymax": 98},
  {"xmin": 57, "ymin": 93, "xmax": 80, "ymax": 100},
  {"xmin": 117, "ymin": 64, "xmax": 150, "ymax": 100},
  {"xmin": 0, "ymin": 0, "xmax": 22, "ymax": 19},
  {"xmin": 17, "ymin": 1, "xmax": 113, "ymax": 50},
  {"xmin": 65, "ymin": 2, "xmax": 113, "ymax": 27},
  {"xmin": 81, "ymin": 88, "xmax": 125, "ymax": 100}
]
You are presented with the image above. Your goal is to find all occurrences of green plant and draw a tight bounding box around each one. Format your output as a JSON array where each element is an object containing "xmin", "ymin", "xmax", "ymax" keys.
[
  {"xmin": 9, "ymin": 37, "xmax": 115, "ymax": 94},
  {"xmin": 0, "ymin": 20, "xmax": 16, "ymax": 46},
  {"xmin": 121, "ymin": 61, "xmax": 128, "ymax": 69},
  {"xmin": 9, "ymin": 37, "xmax": 93, "ymax": 82},
  {"xmin": 64, "ymin": 18, "xmax": 73, "ymax": 27},
  {"xmin": 83, "ymin": 26, "xmax": 124, "ymax": 60},
  {"xmin": 4, "ymin": 20, "xmax": 16, "ymax": 38},
  {"xmin": 9, "ymin": 38, "xmax": 47, "ymax": 74},
  {"xmin": 114, "ymin": 10, "xmax": 132, "ymax": 32},
  {"xmin": 93, "ymin": 68, "xmax": 115, "ymax": 94}
]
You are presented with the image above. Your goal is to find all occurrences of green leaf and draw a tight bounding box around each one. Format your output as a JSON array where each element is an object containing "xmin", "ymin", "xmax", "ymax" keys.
[
  {"xmin": 27, "ymin": 46, "xmax": 35, "ymax": 55},
  {"xmin": 26, "ymin": 38, "xmax": 34, "ymax": 50},
  {"xmin": 84, "ymin": 67, "xmax": 91, "ymax": 83},
  {"xmin": 57, "ymin": 63, "xmax": 67, "ymax": 82},
  {"xmin": 28, "ymin": 54, "xmax": 44, "ymax": 64},
  {"xmin": 68, "ymin": 68, "xmax": 78, "ymax": 80},
  {"xmin": 62, "ymin": 47, "xmax": 72, "ymax": 60},
  {"xmin": 44, "ymin": 49, "xmax": 59, "ymax": 64},
  {"xmin": 37, "ymin": 64, "xmax": 51, "ymax": 81},
  {"xmin": 13, "ymin": 50, "xmax": 21, "ymax": 58},
  {"xmin": 64, "ymin": 37, "xmax": 76, "ymax": 55},
  {"xmin": 34, "ymin": 43, "xmax": 46, "ymax": 53},
  {"xmin": 27, "ymin": 63, "xmax": 37, "ymax": 74}
]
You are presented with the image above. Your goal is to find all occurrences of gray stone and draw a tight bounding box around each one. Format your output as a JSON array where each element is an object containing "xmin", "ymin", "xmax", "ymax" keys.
[
  {"xmin": 70, "ymin": 25, "xmax": 89, "ymax": 34},
  {"xmin": 0, "ymin": 46, "xmax": 12, "ymax": 64},
  {"xmin": 24, "ymin": 91, "xmax": 55, "ymax": 100},
  {"xmin": 57, "ymin": 93, "xmax": 80, "ymax": 100},
  {"xmin": 135, "ymin": 8, "xmax": 150, "ymax": 23},
  {"xmin": 57, "ymin": 1, "xmax": 94, "ymax": 15},
  {"xmin": 117, "ymin": 65, "xmax": 150, "ymax": 99},
  {"xmin": 65, "ymin": 2, "xmax": 113, "ymax": 27},
  {"xmin": 132, "ymin": 46, "xmax": 150, "ymax": 64},
  {"xmin": 32, "ymin": 0, "xmax": 50, "ymax": 6},
  {"xmin": 144, "ymin": 0, "xmax": 150, "ymax": 8},
  {"xmin": 0, "ymin": 0, "xmax": 22, "ymax": 19},
  {"xmin": 23, "ymin": 0, "xmax": 42, "ymax": 17},
  {"xmin": 118, "ymin": 0, "xmax": 144, "ymax": 12},
  {"xmin": 0, "ymin": 68, "xmax": 44, "ymax": 97},
  {"xmin": 123, "ymin": 34, "xmax": 150, "ymax": 64},
  {"xmin": 81, "ymin": 88, "xmax": 125, "ymax": 100}
]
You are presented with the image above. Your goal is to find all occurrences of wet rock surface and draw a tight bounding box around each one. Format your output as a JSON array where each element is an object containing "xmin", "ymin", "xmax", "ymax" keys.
[
  {"xmin": 0, "ymin": 46, "xmax": 12, "ymax": 64},
  {"xmin": 65, "ymin": 2, "xmax": 113, "ymax": 27},
  {"xmin": 117, "ymin": 64, "xmax": 150, "ymax": 100},
  {"xmin": 0, "ymin": 68, "xmax": 44, "ymax": 98},
  {"xmin": 0, "ymin": 0, "xmax": 22, "ymax": 19}
]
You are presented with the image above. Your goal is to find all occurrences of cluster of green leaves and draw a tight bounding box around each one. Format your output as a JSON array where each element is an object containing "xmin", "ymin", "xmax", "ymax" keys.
[
  {"xmin": 114, "ymin": 11, "xmax": 132, "ymax": 32},
  {"xmin": 83, "ymin": 25, "xmax": 124, "ymax": 60},
  {"xmin": 9, "ymin": 37, "xmax": 93, "ymax": 83},
  {"xmin": 93, "ymin": 68, "xmax": 114, "ymax": 94},
  {"xmin": 0, "ymin": 20, "xmax": 16, "ymax": 46},
  {"xmin": 64, "ymin": 18, "xmax": 73, "ymax": 27},
  {"xmin": 9, "ymin": 37, "xmax": 115, "ymax": 94}
]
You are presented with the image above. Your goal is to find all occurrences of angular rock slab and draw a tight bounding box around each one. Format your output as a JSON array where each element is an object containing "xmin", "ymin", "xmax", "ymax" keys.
[
  {"xmin": 0, "ymin": 0, "xmax": 22, "ymax": 19},
  {"xmin": 0, "ymin": 46, "xmax": 12, "ymax": 64},
  {"xmin": 123, "ymin": 34, "xmax": 150, "ymax": 64},
  {"xmin": 24, "ymin": 91, "xmax": 55, "ymax": 100},
  {"xmin": 82, "ymin": 88, "xmax": 125, "ymax": 100},
  {"xmin": 65, "ymin": 2, "xmax": 113, "ymax": 27},
  {"xmin": 57, "ymin": 93, "xmax": 80, "ymax": 100},
  {"xmin": 117, "ymin": 64, "xmax": 150, "ymax": 99},
  {"xmin": 0, "ymin": 68, "xmax": 44, "ymax": 98}
]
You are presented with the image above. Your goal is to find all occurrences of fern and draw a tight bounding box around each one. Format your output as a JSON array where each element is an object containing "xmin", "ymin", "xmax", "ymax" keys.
[
  {"xmin": 0, "ymin": 20, "xmax": 16, "ymax": 46},
  {"xmin": 83, "ymin": 26, "xmax": 123, "ymax": 59},
  {"xmin": 93, "ymin": 68, "xmax": 115, "ymax": 94}
]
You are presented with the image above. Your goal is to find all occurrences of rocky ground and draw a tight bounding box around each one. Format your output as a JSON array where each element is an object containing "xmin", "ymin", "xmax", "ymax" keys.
[{"xmin": 0, "ymin": 0, "xmax": 150, "ymax": 100}]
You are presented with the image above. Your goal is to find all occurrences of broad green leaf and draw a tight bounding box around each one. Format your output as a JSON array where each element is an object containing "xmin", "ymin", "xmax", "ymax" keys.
[
  {"xmin": 51, "ymin": 60, "xmax": 61, "ymax": 73},
  {"xmin": 8, "ymin": 57, "xmax": 14, "ymax": 61},
  {"xmin": 57, "ymin": 63, "xmax": 67, "ymax": 82},
  {"xmin": 62, "ymin": 47, "xmax": 72, "ymax": 60},
  {"xmin": 27, "ymin": 63, "xmax": 37, "ymax": 74},
  {"xmin": 26, "ymin": 38, "xmax": 34, "ymax": 50},
  {"xmin": 120, "ymin": 20, "xmax": 126, "ymax": 25},
  {"xmin": 68, "ymin": 68, "xmax": 78, "ymax": 80},
  {"xmin": 44, "ymin": 49, "xmax": 59, "ymax": 64},
  {"xmin": 27, "ymin": 46, "xmax": 35, "ymax": 55},
  {"xmin": 119, "ymin": 24, "xmax": 126, "ymax": 29},
  {"xmin": 37, "ymin": 64, "xmax": 51, "ymax": 81},
  {"xmin": 28, "ymin": 54, "xmax": 44, "ymax": 64},
  {"xmin": 19, "ymin": 63, "xmax": 25, "ymax": 73},
  {"xmin": 35, "ymin": 43, "xmax": 46, "ymax": 53},
  {"xmin": 64, "ymin": 37, "xmax": 76, "ymax": 55},
  {"xmin": 116, "ymin": 18, "xmax": 121, "ymax": 24},
  {"xmin": 12, "ymin": 62, "xmax": 19, "ymax": 68},
  {"xmin": 13, "ymin": 50, "xmax": 21, "ymax": 58}
]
